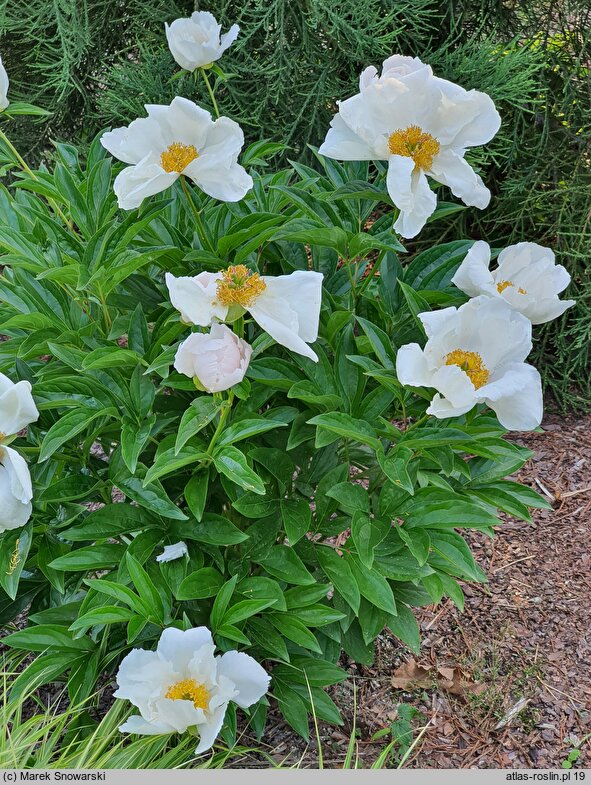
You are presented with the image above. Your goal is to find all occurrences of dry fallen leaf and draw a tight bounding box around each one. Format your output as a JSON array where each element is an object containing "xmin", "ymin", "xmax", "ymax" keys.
[{"xmin": 391, "ymin": 658, "xmax": 487, "ymax": 700}]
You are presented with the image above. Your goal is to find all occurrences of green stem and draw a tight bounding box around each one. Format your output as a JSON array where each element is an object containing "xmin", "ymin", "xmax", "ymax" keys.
[
  {"xmin": 407, "ymin": 413, "xmax": 429, "ymax": 431},
  {"xmin": 98, "ymin": 288, "xmax": 112, "ymax": 331},
  {"xmin": 0, "ymin": 127, "xmax": 74, "ymax": 230},
  {"xmin": 200, "ymin": 68, "xmax": 220, "ymax": 118},
  {"xmin": 343, "ymin": 258, "xmax": 357, "ymax": 306},
  {"xmin": 356, "ymin": 250, "xmax": 386, "ymax": 297},
  {"xmin": 207, "ymin": 392, "xmax": 234, "ymax": 456},
  {"xmin": 233, "ymin": 315, "xmax": 245, "ymax": 340},
  {"xmin": 179, "ymin": 175, "xmax": 215, "ymax": 253}
]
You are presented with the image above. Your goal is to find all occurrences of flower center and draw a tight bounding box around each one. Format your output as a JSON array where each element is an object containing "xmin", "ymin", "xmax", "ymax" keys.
[
  {"xmin": 445, "ymin": 349, "xmax": 490, "ymax": 389},
  {"xmin": 497, "ymin": 280, "xmax": 527, "ymax": 295},
  {"xmin": 215, "ymin": 265, "xmax": 266, "ymax": 308},
  {"xmin": 160, "ymin": 142, "xmax": 199, "ymax": 173},
  {"xmin": 388, "ymin": 125, "xmax": 440, "ymax": 170},
  {"xmin": 165, "ymin": 678, "xmax": 210, "ymax": 710}
]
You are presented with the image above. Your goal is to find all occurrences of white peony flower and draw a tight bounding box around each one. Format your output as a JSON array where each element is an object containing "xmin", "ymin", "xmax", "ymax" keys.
[
  {"xmin": 0, "ymin": 56, "xmax": 9, "ymax": 111},
  {"xmin": 318, "ymin": 54, "xmax": 501, "ymax": 238},
  {"xmin": 174, "ymin": 323, "xmax": 252, "ymax": 393},
  {"xmin": 166, "ymin": 266, "xmax": 323, "ymax": 362},
  {"xmin": 100, "ymin": 97, "xmax": 252, "ymax": 210},
  {"xmin": 166, "ymin": 12, "xmax": 239, "ymax": 72},
  {"xmin": 156, "ymin": 541, "xmax": 189, "ymax": 563},
  {"xmin": 0, "ymin": 445, "xmax": 33, "ymax": 532},
  {"xmin": 115, "ymin": 626, "xmax": 270, "ymax": 755},
  {"xmin": 0, "ymin": 373, "xmax": 39, "ymax": 439},
  {"xmin": 451, "ymin": 240, "xmax": 576, "ymax": 325},
  {"xmin": 396, "ymin": 296, "xmax": 543, "ymax": 431}
]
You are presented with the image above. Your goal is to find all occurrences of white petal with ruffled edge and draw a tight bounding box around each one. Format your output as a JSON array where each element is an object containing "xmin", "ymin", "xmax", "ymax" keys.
[
  {"xmin": 250, "ymin": 271, "xmax": 322, "ymax": 362},
  {"xmin": 0, "ymin": 447, "xmax": 32, "ymax": 532},
  {"xmin": 156, "ymin": 541, "xmax": 188, "ymax": 563},
  {"xmin": 0, "ymin": 57, "xmax": 9, "ymax": 111},
  {"xmin": 480, "ymin": 363, "xmax": 543, "ymax": 431},
  {"xmin": 388, "ymin": 156, "xmax": 437, "ymax": 238},
  {"xmin": 318, "ymin": 114, "xmax": 375, "ymax": 161},
  {"xmin": 113, "ymin": 157, "xmax": 179, "ymax": 210},
  {"xmin": 451, "ymin": 241, "xmax": 496, "ymax": 297},
  {"xmin": 217, "ymin": 650, "xmax": 271, "ymax": 709},
  {"xmin": 430, "ymin": 150, "xmax": 490, "ymax": 209},
  {"xmin": 0, "ymin": 375, "xmax": 39, "ymax": 436},
  {"xmin": 165, "ymin": 272, "xmax": 227, "ymax": 326}
]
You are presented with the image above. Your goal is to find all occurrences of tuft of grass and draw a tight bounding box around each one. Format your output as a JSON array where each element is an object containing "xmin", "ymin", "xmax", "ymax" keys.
[{"xmin": 1, "ymin": 653, "xmax": 416, "ymax": 769}]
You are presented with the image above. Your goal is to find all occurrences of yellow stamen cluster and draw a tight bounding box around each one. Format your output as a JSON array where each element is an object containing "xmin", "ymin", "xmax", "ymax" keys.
[
  {"xmin": 388, "ymin": 125, "xmax": 440, "ymax": 171},
  {"xmin": 165, "ymin": 678, "xmax": 210, "ymax": 710},
  {"xmin": 160, "ymin": 142, "xmax": 199, "ymax": 173},
  {"xmin": 445, "ymin": 349, "xmax": 490, "ymax": 389},
  {"xmin": 496, "ymin": 280, "xmax": 527, "ymax": 295},
  {"xmin": 215, "ymin": 265, "xmax": 266, "ymax": 308}
]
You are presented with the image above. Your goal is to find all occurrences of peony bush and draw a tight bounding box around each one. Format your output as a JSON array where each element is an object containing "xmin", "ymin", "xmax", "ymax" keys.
[{"xmin": 0, "ymin": 12, "xmax": 573, "ymax": 758}]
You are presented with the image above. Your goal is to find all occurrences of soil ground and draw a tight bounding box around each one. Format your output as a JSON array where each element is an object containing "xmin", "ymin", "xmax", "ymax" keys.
[{"xmin": 238, "ymin": 413, "xmax": 591, "ymax": 768}]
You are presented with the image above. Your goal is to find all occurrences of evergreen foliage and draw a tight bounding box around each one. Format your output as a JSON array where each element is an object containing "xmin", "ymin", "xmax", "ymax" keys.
[{"xmin": 0, "ymin": 0, "xmax": 588, "ymax": 408}]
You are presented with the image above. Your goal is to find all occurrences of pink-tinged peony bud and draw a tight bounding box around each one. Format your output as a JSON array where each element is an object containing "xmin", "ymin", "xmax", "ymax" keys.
[{"xmin": 174, "ymin": 322, "xmax": 252, "ymax": 393}]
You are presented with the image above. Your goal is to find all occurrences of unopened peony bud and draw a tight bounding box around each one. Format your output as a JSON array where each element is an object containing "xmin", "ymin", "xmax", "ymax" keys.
[{"xmin": 174, "ymin": 323, "xmax": 252, "ymax": 393}]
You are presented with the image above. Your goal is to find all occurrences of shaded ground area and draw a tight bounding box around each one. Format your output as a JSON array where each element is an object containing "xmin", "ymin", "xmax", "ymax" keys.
[{"xmin": 244, "ymin": 413, "xmax": 591, "ymax": 768}]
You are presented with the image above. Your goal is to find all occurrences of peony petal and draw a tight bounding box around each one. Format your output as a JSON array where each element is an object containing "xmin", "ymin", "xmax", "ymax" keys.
[
  {"xmin": 114, "ymin": 648, "xmax": 174, "ymax": 718},
  {"xmin": 113, "ymin": 161, "xmax": 178, "ymax": 210},
  {"xmin": 380, "ymin": 55, "xmax": 428, "ymax": 80},
  {"xmin": 155, "ymin": 696, "xmax": 205, "ymax": 733},
  {"xmin": 157, "ymin": 627, "xmax": 214, "ymax": 673},
  {"xmin": 480, "ymin": 363, "xmax": 543, "ymax": 431},
  {"xmin": 396, "ymin": 343, "xmax": 433, "ymax": 388},
  {"xmin": 430, "ymin": 150, "xmax": 490, "ymax": 209},
  {"xmin": 1, "ymin": 446, "xmax": 33, "ymax": 504},
  {"xmin": 0, "ymin": 376, "xmax": 39, "ymax": 436},
  {"xmin": 451, "ymin": 241, "xmax": 496, "ymax": 298},
  {"xmin": 430, "ymin": 82, "xmax": 501, "ymax": 149},
  {"xmin": 259, "ymin": 271, "xmax": 323, "ymax": 343},
  {"xmin": 418, "ymin": 306, "xmax": 458, "ymax": 340},
  {"xmin": 156, "ymin": 541, "xmax": 188, "ymax": 563},
  {"xmin": 523, "ymin": 297, "xmax": 576, "ymax": 325},
  {"xmin": 426, "ymin": 393, "xmax": 475, "ymax": 419},
  {"xmin": 219, "ymin": 24, "xmax": 240, "ymax": 54},
  {"xmin": 318, "ymin": 114, "xmax": 375, "ymax": 161},
  {"xmin": 0, "ymin": 56, "xmax": 9, "ymax": 111},
  {"xmin": 359, "ymin": 65, "xmax": 378, "ymax": 90},
  {"xmin": 455, "ymin": 296, "xmax": 532, "ymax": 367},
  {"xmin": 194, "ymin": 704, "xmax": 227, "ymax": 755},
  {"xmin": 185, "ymin": 152, "xmax": 252, "ymax": 202},
  {"xmin": 249, "ymin": 288, "xmax": 318, "ymax": 362},
  {"xmin": 389, "ymin": 159, "xmax": 437, "ymax": 239},
  {"xmin": 217, "ymin": 650, "xmax": 270, "ymax": 709},
  {"xmin": 119, "ymin": 715, "xmax": 176, "ymax": 736},
  {"xmin": 548, "ymin": 263, "xmax": 571, "ymax": 295},
  {"xmin": 101, "ymin": 116, "xmax": 169, "ymax": 166},
  {"xmin": 0, "ymin": 461, "xmax": 31, "ymax": 532},
  {"xmin": 429, "ymin": 364, "xmax": 478, "ymax": 408},
  {"xmin": 160, "ymin": 97, "xmax": 213, "ymax": 151},
  {"xmin": 339, "ymin": 67, "xmax": 435, "ymax": 148},
  {"xmin": 165, "ymin": 272, "xmax": 227, "ymax": 326}
]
